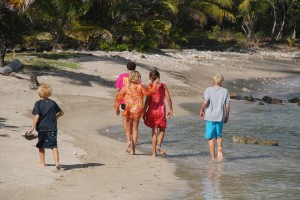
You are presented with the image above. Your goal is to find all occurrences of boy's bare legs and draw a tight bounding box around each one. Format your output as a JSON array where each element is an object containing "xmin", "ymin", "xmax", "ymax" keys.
[
  {"xmin": 157, "ymin": 128, "xmax": 166, "ymax": 156},
  {"xmin": 216, "ymin": 137, "xmax": 224, "ymax": 162},
  {"xmin": 131, "ymin": 118, "xmax": 140, "ymax": 155},
  {"xmin": 38, "ymin": 148, "xmax": 45, "ymax": 167},
  {"xmin": 125, "ymin": 119, "xmax": 133, "ymax": 154},
  {"xmin": 151, "ymin": 128, "xmax": 158, "ymax": 157},
  {"xmin": 208, "ymin": 139, "xmax": 216, "ymax": 161},
  {"xmin": 52, "ymin": 148, "xmax": 60, "ymax": 170}
]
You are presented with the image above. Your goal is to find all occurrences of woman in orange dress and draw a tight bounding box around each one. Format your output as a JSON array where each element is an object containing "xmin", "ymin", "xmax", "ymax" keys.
[
  {"xmin": 143, "ymin": 69, "xmax": 173, "ymax": 157},
  {"xmin": 114, "ymin": 70, "xmax": 159, "ymax": 155}
]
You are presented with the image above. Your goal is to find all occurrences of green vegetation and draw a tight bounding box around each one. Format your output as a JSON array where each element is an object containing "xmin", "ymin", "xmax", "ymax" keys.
[
  {"xmin": 5, "ymin": 52, "xmax": 80, "ymax": 70},
  {"xmin": 1, "ymin": 0, "xmax": 299, "ymax": 67}
]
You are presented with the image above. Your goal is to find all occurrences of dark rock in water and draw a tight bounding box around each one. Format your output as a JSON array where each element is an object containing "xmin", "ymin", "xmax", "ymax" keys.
[
  {"xmin": 288, "ymin": 97, "xmax": 300, "ymax": 103},
  {"xmin": 244, "ymin": 95, "xmax": 255, "ymax": 102},
  {"xmin": 258, "ymin": 102, "xmax": 265, "ymax": 105},
  {"xmin": 262, "ymin": 96, "xmax": 273, "ymax": 104},
  {"xmin": 232, "ymin": 135, "xmax": 279, "ymax": 146},
  {"xmin": 230, "ymin": 92, "xmax": 244, "ymax": 100},
  {"xmin": 271, "ymin": 98, "xmax": 283, "ymax": 104}
]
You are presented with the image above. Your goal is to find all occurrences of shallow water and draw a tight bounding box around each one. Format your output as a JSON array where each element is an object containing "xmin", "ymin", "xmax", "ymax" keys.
[{"xmin": 100, "ymin": 79, "xmax": 300, "ymax": 199}]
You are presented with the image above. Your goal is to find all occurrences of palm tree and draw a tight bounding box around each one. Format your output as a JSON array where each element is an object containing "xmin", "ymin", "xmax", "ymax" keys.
[
  {"xmin": 0, "ymin": 0, "xmax": 29, "ymax": 67},
  {"xmin": 178, "ymin": 0, "xmax": 235, "ymax": 26}
]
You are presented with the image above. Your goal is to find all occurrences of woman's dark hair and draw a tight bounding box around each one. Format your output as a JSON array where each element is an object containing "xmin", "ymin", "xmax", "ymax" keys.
[
  {"xmin": 127, "ymin": 62, "xmax": 136, "ymax": 71},
  {"xmin": 149, "ymin": 69, "xmax": 160, "ymax": 81}
]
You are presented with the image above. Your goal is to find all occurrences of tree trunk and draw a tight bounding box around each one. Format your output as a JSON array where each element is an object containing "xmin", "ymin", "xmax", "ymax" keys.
[
  {"xmin": 292, "ymin": 22, "xmax": 296, "ymax": 39},
  {"xmin": 276, "ymin": 4, "xmax": 286, "ymax": 40},
  {"xmin": 271, "ymin": 4, "xmax": 277, "ymax": 39},
  {"xmin": 242, "ymin": 14, "xmax": 255, "ymax": 41},
  {"xmin": 0, "ymin": 35, "xmax": 6, "ymax": 67}
]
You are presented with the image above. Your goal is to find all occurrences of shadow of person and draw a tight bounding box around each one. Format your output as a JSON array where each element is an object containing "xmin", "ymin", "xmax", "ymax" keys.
[{"xmin": 60, "ymin": 163, "xmax": 105, "ymax": 171}]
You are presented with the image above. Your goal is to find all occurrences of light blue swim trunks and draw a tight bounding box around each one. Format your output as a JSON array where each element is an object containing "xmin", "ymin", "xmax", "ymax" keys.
[{"xmin": 205, "ymin": 121, "xmax": 224, "ymax": 139}]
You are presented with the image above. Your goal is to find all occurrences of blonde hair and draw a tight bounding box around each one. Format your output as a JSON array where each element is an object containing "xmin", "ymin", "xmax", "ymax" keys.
[
  {"xmin": 212, "ymin": 74, "xmax": 224, "ymax": 85},
  {"xmin": 129, "ymin": 70, "xmax": 141, "ymax": 84},
  {"xmin": 38, "ymin": 83, "xmax": 52, "ymax": 98}
]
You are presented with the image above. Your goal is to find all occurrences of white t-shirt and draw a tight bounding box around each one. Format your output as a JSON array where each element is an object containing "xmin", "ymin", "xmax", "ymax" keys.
[{"xmin": 203, "ymin": 86, "xmax": 230, "ymax": 122}]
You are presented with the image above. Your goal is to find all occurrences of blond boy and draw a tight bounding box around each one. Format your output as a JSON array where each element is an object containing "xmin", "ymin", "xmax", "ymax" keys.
[
  {"xmin": 28, "ymin": 84, "xmax": 64, "ymax": 170},
  {"xmin": 199, "ymin": 74, "xmax": 230, "ymax": 162}
]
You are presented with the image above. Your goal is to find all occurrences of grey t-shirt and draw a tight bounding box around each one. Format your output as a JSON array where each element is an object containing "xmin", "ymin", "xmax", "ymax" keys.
[{"xmin": 203, "ymin": 86, "xmax": 230, "ymax": 122}]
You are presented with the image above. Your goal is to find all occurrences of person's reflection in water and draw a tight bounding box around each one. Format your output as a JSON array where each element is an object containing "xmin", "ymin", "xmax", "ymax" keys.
[{"xmin": 202, "ymin": 162, "xmax": 224, "ymax": 200}]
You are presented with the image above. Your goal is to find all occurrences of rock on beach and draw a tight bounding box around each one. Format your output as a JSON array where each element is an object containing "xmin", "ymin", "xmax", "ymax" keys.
[{"xmin": 232, "ymin": 135, "xmax": 279, "ymax": 146}]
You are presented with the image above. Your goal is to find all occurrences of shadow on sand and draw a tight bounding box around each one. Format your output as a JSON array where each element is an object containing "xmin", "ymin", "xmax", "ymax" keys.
[{"xmin": 59, "ymin": 163, "xmax": 105, "ymax": 171}]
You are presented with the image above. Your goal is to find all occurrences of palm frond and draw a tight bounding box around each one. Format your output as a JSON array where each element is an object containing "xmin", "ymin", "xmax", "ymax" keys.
[
  {"xmin": 180, "ymin": 6, "xmax": 207, "ymax": 25},
  {"xmin": 210, "ymin": 0, "xmax": 234, "ymax": 9},
  {"xmin": 239, "ymin": 0, "xmax": 253, "ymax": 11},
  {"xmin": 161, "ymin": 0, "xmax": 179, "ymax": 15}
]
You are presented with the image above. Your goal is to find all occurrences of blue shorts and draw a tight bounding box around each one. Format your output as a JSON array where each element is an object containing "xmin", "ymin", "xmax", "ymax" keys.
[
  {"xmin": 36, "ymin": 131, "xmax": 58, "ymax": 149},
  {"xmin": 205, "ymin": 121, "xmax": 224, "ymax": 140}
]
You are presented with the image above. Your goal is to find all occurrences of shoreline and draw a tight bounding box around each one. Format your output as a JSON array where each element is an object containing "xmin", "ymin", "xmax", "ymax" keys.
[{"xmin": 1, "ymin": 49, "xmax": 299, "ymax": 199}]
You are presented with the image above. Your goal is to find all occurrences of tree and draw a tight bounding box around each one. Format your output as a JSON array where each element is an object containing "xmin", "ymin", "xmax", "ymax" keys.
[
  {"xmin": 25, "ymin": 0, "xmax": 90, "ymax": 48},
  {"xmin": 178, "ymin": 0, "xmax": 235, "ymax": 27},
  {"xmin": 0, "ymin": 0, "xmax": 28, "ymax": 67}
]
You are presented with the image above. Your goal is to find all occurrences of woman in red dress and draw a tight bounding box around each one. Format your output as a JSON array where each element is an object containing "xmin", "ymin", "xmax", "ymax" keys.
[
  {"xmin": 144, "ymin": 69, "xmax": 173, "ymax": 157},
  {"xmin": 114, "ymin": 70, "xmax": 158, "ymax": 155}
]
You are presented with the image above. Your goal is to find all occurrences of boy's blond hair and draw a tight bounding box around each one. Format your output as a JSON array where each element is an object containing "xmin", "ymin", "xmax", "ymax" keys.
[
  {"xmin": 212, "ymin": 74, "xmax": 224, "ymax": 85},
  {"xmin": 129, "ymin": 70, "xmax": 141, "ymax": 84},
  {"xmin": 38, "ymin": 83, "xmax": 52, "ymax": 98}
]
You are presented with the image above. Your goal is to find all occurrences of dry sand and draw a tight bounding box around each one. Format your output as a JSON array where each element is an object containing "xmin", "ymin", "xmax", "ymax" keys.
[{"xmin": 0, "ymin": 48, "xmax": 299, "ymax": 199}]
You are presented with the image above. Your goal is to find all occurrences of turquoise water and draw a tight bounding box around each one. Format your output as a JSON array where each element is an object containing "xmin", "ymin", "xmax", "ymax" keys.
[{"xmin": 100, "ymin": 78, "xmax": 300, "ymax": 199}]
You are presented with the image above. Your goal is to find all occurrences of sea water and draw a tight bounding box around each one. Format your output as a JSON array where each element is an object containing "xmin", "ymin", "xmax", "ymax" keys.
[{"xmin": 100, "ymin": 78, "xmax": 300, "ymax": 199}]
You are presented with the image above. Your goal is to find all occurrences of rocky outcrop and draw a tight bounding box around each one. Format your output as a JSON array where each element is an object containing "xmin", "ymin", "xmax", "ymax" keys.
[
  {"xmin": 231, "ymin": 94, "xmax": 299, "ymax": 106},
  {"xmin": 232, "ymin": 135, "xmax": 279, "ymax": 146}
]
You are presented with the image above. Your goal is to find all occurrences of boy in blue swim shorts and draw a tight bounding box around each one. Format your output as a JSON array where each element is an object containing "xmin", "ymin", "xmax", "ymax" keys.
[{"xmin": 200, "ymin": 74, "xmax": 230, "ymax": 162}]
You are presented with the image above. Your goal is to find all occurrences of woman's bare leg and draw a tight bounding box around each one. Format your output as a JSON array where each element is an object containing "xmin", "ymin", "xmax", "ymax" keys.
[
  {"xmin": 38, "ymin": 148, "xmax": 45, "ymax": 166},
  {"xmin": 157, "ymin": 127, "xmax": 166, "ymax": 156},
  {"xmin": 152, "ymin": 128, "xmax": 158, "ymax": 157},
  {"xmin": 122, "ymin": 114, "xmax": 128, "ymax": 142},
  {"xmin": 125, "ymin": 118, "xmax": 133, "ymax": 153},
  {"xmin": 131, "ymin": 117, "xmax": 140, "ymax": 155}
]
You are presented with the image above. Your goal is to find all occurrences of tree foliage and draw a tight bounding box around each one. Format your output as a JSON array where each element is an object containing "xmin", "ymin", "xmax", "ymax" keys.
[{"xmin": 1, "ymin": 0, "xmax": 299, "ymax": 67}]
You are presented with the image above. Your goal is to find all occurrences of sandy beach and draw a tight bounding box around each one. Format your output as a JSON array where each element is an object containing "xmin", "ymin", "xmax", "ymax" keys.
[{"xmin": 0, "ymin": 48, "xmax": 299, "ymax": 199}]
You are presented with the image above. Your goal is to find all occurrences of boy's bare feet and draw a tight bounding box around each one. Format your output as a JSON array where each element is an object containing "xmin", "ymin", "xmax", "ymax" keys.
[
  {"xmin": 217, "ymin": 147, "xmax": 224, "ymax": 162},
  {"xmin": 156, "ymin": 146, "xmax": 166, "ymax": 157}
]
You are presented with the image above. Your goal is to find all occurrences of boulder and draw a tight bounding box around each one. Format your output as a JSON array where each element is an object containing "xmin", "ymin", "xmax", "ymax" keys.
[
  {"xmin": 230, "ymin": 92, "xmax": 244, "ymax": 100},
  {"xmin": 244, "ymin": 95, "xmax": 255, "ymax": 102},
  {"xmin": 0, "ymin": 66, "xmax": 12, "ymax": 75},
  {"xmin": 288, "ymin": 97, "xmax": 300, "ymax": 104},
  {"xmin": 8, "ymin": 59, "xmax": 22, "ymax": 70},
  {"xmin": 262, "ymin": 96, "xmax": 272, "ymax": 104},
  {"xmin": 271, "ymin": 98, "xmax": 283, "ymax": 104},
  {"xmin": 0, "ymin": 59, "xmax": 22, "ymax": 75},
  {"xmin": 232, "ymin": 135, "xmax": 279, "ymax": 146}
]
